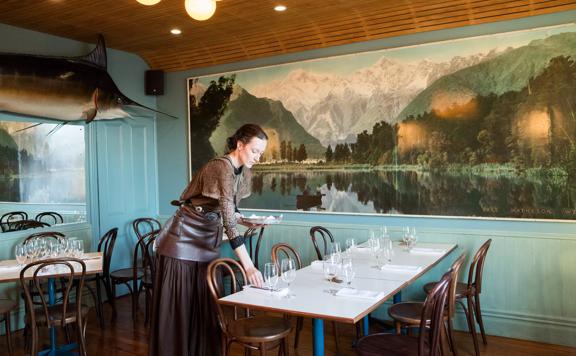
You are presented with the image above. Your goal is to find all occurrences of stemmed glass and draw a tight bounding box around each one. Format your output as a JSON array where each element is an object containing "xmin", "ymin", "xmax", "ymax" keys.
[
  {"xmin": 15, "ymin": 245, "xmax": 27, "ymax": 266},
  {"xmin": 402, "ymin": 227, "xmax": 417, "ymax": 251},
  {"xmin": 369, "ymin": 236, "xmax": 381, "ymax": 268},
  {"xmin": 345, "ymin": 238, "xmax": 356, "ymax": 257},
  {"xmin": 323, "ymin": 255, "xmax": 341, "ymax": 295},
  {"xmin": 382, "ymin": 238, "xmax": 394, "ymax": 264},
  {"xmin": 280, "ymin": 258, "xmax": 296, "ymax": 298},
  {"xmin": 342, "ymin": 262, "xmax": 355, "ymax": 288},
  {"xmin": 328, "ymin": 242, "xmax": 342, "ymax": 263},
  {"xmin": 264, "ymin": 263, "xmax": 279, "ymax": 295}
]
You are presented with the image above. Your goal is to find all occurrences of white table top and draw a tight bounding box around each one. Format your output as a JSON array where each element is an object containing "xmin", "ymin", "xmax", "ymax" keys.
[
  {"xmin": 0, "ymin": 252, "xmax": 103, "ymax": 283},
  {"xmin": 219, "ymin": 242, "xmax": 457, "ymax": 324}
]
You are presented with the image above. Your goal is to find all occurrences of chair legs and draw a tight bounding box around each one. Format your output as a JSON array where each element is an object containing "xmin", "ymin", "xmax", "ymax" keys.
[
  {"xmin": 473, "ymin": 293, "xmax": 488, "ymax": 345},
  {"xmin": 445, "ymin": 317, "xmax": 458, "ymax": 356},
  {"xmin": 2, "ymin": 312, "xmax": 13, "ymax": 356},
  {"xmin": 459, "ymin": 299, "xmax": 480, "ymax": 356}
]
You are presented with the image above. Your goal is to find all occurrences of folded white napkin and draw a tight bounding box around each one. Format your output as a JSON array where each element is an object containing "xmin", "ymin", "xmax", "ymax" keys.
[
  {"xmin": 335, "ymin": 287, "xmax": 384, "ymax": 300},
  {"xmin": 380, "ymin": 264, "xmax": 422, "ymax": 273},
  {"xmin": 0, "ymin": 262, "xmax": 21, "ymax": 271},
  {"xmin": 410, "ymin": 247, "xmax": 447, "ymax": 255},
  {"xmin": 243, "ymin": 285, "xmax": 290, "ymax": 297},
  {"xmin": 81, "ymin": 253, "xmax": 102, "ymax": 261}
]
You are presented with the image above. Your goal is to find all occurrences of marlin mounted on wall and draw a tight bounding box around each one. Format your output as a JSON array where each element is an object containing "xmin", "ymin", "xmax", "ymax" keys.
[{"xmin": 0, "ymin": 35, "xmax": 175, "ymax": 123}]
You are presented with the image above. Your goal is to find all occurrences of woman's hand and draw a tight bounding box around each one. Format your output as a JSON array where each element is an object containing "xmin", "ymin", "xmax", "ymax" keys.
[{"xmin": 245, "ymin": 266, "xmax": 264, "ymax": 287}]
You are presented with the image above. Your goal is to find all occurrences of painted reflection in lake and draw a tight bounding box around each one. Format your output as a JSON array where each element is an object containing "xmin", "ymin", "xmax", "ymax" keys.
[{"xmin": 242, "ymin": 170, "xmax": 576, "ymax": 219}]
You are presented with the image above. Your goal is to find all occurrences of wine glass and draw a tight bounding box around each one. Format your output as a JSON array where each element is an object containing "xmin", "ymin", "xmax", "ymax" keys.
[
  {"xmin": 323, "ymin": 256, "xmax": 340, "ymax": 295},
  {"xmin": 342, "ymin": 264, "xmax": 355, "ymax": 287},
  {"xmin": 345, "ymin": 238, "xmax": 356, "ymax": 256},
  {"xmin": 369, "ymin": 236, "xmax": 381, "ymax": 268},
  {"xmin": 264, "ymin": 263, "xmax": 279, "ymax": 295},
  {"xmin": 329, "ymin": 242, "xmax": 342, "ymax": 260},
  {"xmin": 15, "ymin": 245, "xmax": 27, "ymax": 266},
  {"xmin": 383, "ymin": 238, "xmax": 394, "ymax": 263},
  {"xmin": 73, "ymin": 240, "xmax": 85, "ymax": 258},
  {"xmin": 280, "ymin": 258, "xmax": 296, "ymax": 298}
]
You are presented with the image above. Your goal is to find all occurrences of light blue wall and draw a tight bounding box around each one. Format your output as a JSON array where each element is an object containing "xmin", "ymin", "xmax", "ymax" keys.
[
  {"xmin": 157, "ymin": 11, "xmax": 576, "ymax": 347},
  {"xmin": 0, "ymin": 22, "xmax": 159, "ymax": 330}
]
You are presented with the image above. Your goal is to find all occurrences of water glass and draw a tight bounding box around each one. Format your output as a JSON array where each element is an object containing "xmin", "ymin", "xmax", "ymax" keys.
[
  {"xmin": 345, "ymin": 238, "xmax": 356, "ymax": 255},
  {"xmin": 342, "ymin": 264, "xmax": 355, "ymax": 287},
  {"xmin": 323, "ymin": 257, "xmax": 340, "ymax": 295},
  {"xmin": 383, "ymin": 238, "xmax": 394, "ymax": 263},
  {"xmin": 264, "ymin": 263, "xmax": 279, "ymax": 294},
  {"xmin": 280, "ymin": 258, "xmax": 296, "ymax": 298},
  {"xmin": 74, "ymin": 240, "xmax": 85, "ymax": 258},
  {"xmin": 15, "ymin": 245, "xmax": 27, "ymax": 266}
]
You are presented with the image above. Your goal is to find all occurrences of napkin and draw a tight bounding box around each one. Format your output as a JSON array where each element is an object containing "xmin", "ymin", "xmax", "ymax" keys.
[
  {"xmin": 335, "ymin": 287, "xmax": 384, "ymax": 301},
  {"xmin": 380, "ymin": 264, "xmax": 422, "ymax": 273},
  {"xmin": 81, "ymin": 252, "xmax": 102, "ymax": 261},
  {"xmin": 410, "ymin": 247, "xmax": 447, "ymax": 255},
  {"xmin": 0, "ymin": 261, "xmax": 21, "ymax": 271},
  {"xmin": 243, "ymin": 285, "xmax": 290, "ymax": 297}
]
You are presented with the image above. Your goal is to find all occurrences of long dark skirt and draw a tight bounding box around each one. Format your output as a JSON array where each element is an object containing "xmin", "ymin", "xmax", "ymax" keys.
[{"xmin": 149, "ymin": 255, "xmax": 222, "ymax": 356}]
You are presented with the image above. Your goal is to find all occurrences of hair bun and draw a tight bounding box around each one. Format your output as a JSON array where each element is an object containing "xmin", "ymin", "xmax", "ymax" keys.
[{"xmin": 226, "ymin": 136, "xmax": 237, "ymax": 151}]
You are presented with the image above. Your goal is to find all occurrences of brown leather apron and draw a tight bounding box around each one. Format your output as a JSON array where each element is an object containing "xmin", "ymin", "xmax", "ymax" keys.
[{"xmin": 156, "ymin": 203, "xmax": 223, "ymax": 262}]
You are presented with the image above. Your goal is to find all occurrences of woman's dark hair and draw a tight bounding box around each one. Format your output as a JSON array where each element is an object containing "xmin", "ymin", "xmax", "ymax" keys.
[{"xmin": 226, "ymin": 124, "xmax": 268, "ymax": 152}]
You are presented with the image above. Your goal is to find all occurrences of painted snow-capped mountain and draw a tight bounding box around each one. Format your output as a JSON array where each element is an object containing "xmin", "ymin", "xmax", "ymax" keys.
[{"xmin": 250, "ymin": 51, "xmax": 501, "ymax": 147}]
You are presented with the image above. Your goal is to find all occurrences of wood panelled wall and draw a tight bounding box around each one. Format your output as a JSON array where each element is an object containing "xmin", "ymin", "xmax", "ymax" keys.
[{"xmin": 0, "ymin": 0, "xmax": 576, "ymax": 71}]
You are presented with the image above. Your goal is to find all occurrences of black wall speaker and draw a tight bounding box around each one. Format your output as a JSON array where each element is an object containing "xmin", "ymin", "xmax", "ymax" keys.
[{"xmin": 145, "ymin": 70, "xmax": 165, "ymax": 95}]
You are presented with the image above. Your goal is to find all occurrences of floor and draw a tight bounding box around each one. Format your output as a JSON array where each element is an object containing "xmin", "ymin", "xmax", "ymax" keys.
[{"xmin": 5, "ymin": 295, "xmax": 576, "ymax": 356}]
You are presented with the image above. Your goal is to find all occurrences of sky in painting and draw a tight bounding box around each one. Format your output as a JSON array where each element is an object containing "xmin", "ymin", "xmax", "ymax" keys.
[{"xmin": 195, "ymin": 23, "xmax": 576, "ymax": 91}]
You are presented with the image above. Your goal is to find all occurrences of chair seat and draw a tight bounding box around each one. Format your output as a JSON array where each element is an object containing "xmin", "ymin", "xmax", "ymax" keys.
[
  {"xmin": 0, "ymin": 299, "xmax": 17, "ymax": 313},
  {"xmin": 110, "ymin": 267, "xmax": 144, "ymax": 281},
  {"xmin": 228, "ymin": 316, "xmax": 291, "ymax": 343},
  {"xmin": 423, "ymin": 281, "xmax": 474, "ymax": 298},
  {"xmin": 388, "ymin": 302, "xmax": 424, "ymax": 325},
  {"xmin": 32, "ymin": 303, "xmax": 91, "ymax": 325},
  {"xmin": 357, "ymin": 333, "xmax": 428, "ymax": 356}
]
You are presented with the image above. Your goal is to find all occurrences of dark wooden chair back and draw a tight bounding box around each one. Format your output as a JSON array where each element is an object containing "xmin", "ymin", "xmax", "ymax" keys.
[
  {"xmin": 98, "ymin": 228, "xmax": 118, "ymax": 277},
  {"xmin": 467, "ymin": 239, "xmax": 492, "ymax": 294},
  {"xmin": 420, "ymin": 269, "xmax": 452, "ymax": 356},
  {"xmin": 11, "ymin": 220, "xmax": 50, "ymax": 231},
  {"xmin": 132, "ymin": 217, "xmax": 161, "ymax": 240},
  {"xmin": 447, "ymin": 252, "xmax": 467, "ymax": 318},
  {"xmin": 20, "ymin": 258, "xmax": 86, "ymax": 329},
  {"xmin": 271, "ymin": 243, "xmax": 302, "ymax": 270},
  {"xmin": 132, "ymin": 229, "xmax": 160, "ymax": 290},
  {"xmin": 207, "ymin": 258, "xmax": 250, "ymax": 334},
  {"xmin": 24, "ymin": 231, "xmax": 66, "ymax": 244},
  {"xmin": 1, "ymin": 211, "xmax": 28, "ymax": 231},
  {"xmin": 35, "ymin": 212, "xmax": 64, "ymax": 225},
  {"xmin": 310, "ymin": 226, "xmax": 335, "ymax": 260}
]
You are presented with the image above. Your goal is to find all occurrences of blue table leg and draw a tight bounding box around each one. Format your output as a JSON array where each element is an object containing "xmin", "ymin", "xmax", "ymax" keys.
[
  {"xmin": 363, "ymin": 315, "xmax": 370, "ymax": 336},
  {"xmin": 313, "ymin": 318, "xmax": 324, "ymax": 356},
  {"xmin": 48, "ymin": 278, "xmax": 57, "ymax": 355}
]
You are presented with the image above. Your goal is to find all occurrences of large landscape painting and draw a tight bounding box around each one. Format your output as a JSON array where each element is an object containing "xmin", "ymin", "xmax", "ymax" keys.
[{"xmin": 188, "ymin": 24, "xmax": 576, "ymax": 219}]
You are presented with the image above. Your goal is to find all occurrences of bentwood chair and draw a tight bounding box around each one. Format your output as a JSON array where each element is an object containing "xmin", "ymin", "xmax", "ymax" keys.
[
  {"xmin": 35, "ymin": 212, "xmax": 64, "ymax": 225},
  {"xmin": 423, "ymin": 239, "xmax": 492, "ymax": 356},
  {"xmin": 356, "ymin": 270, "xmax": 452, "ymax": 356},
  {"xmin": 132, "ymin": 217, "xmax": 161, "ymax": 240},
  {"xmin": 388, "ymin": 253, "xmax": 467, "ymax": 356},
  {"xmin": 271, "ymin": 243, "xmax": 341, "ymax": 351},
  {"xmin": 134, "ymin": 229, "xmax": 159, "ymax": 324},
  {"xmin": 0, "ymin": 211, "xmax": 28, "ymax": 232},
  {"xmin": 0, "ymin": 298, "xmax": 18, "ymax": 356},
  {"xmin": 110, "ymin": 229, "xmax": 159, "ymax": 321},
  {"xmin": 84, "ymin": 228, "xmax": 118, "ymax": 328},
  {"xmin": 20, "ymin": 258, "xmax": 90, "ymax": 356},
  {"xmin": 207, "ymin": 258, "xmax": 291, "ymax": 356},
  {"xmin": 11, "ymin": 220, "xmax": 50, "ymax": 232},
  {"xmin": 309, "ymin": 226, "xmax": 335, "ymax": 260}
]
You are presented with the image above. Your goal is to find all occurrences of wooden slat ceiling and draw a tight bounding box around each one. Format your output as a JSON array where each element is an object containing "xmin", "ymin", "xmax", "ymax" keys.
[{"xmin": 0, "ymin": 0, "xmax": 575, "ymax": 72}]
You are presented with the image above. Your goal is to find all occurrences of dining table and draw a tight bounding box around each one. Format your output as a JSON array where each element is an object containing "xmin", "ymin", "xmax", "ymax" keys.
[
  {"xmin": 0, "ymin": 252, "xmax": 103, "ymax": 356},
  {"xmin": 219, "ymin": 241, "xmax": 457, "ymax": 356}
]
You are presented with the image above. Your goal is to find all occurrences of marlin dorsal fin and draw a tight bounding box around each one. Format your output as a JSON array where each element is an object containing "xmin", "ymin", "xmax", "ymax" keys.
[{"xmin": 79, "ymin": 34, "xmax": 107, "ymax": 69}]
